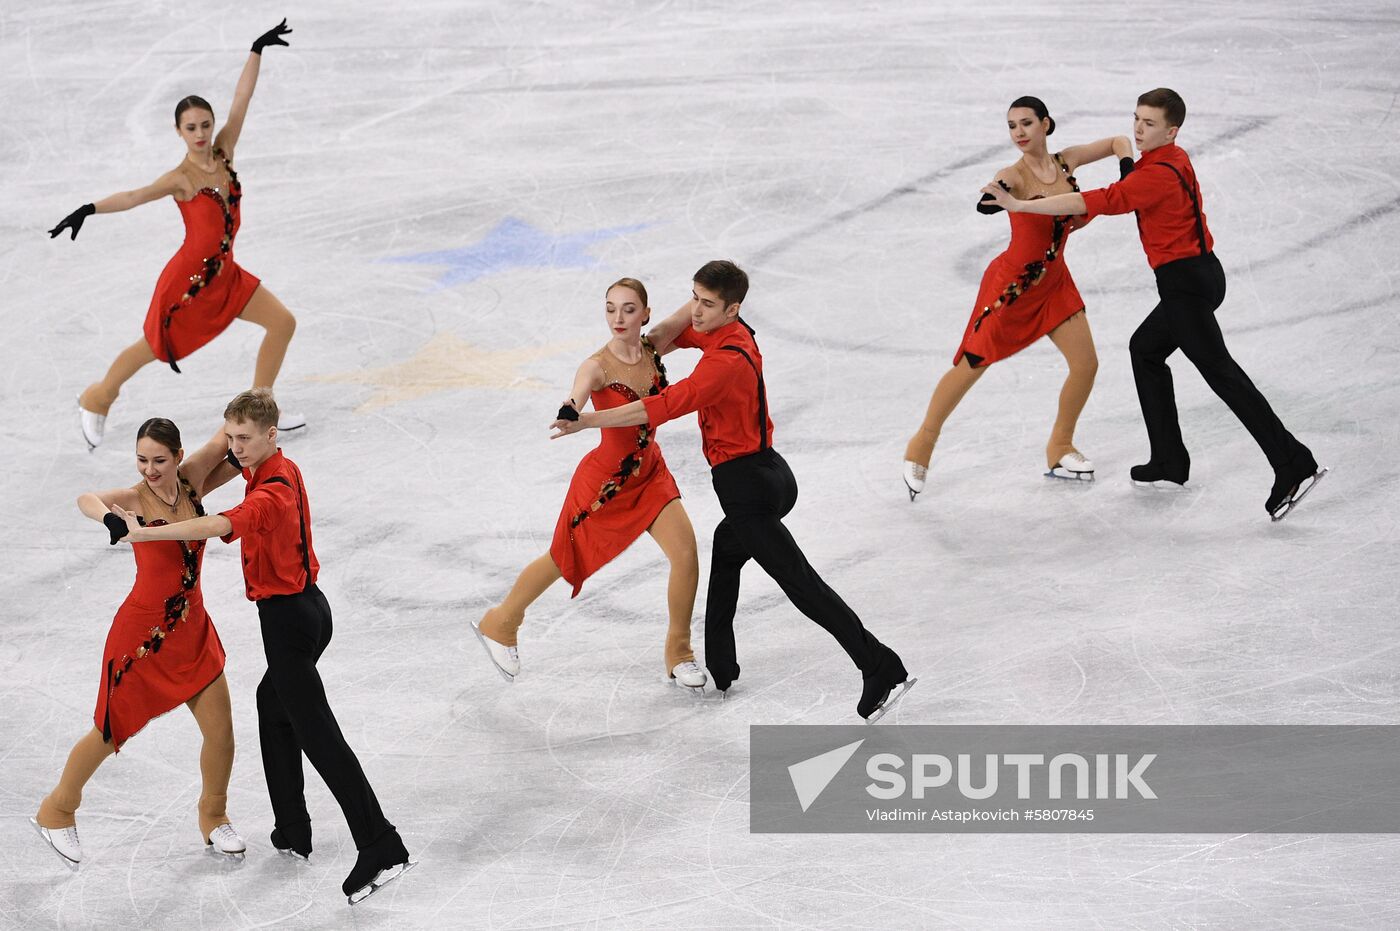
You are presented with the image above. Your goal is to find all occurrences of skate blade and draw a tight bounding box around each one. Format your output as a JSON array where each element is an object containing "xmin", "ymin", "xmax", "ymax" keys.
[
  {"xmin": 470, "ymin": 621, "xmax": 516, "ymax": 683},
  {"xmin": 666, "ymin": 674, "xmax": 708, "ymax": 698},
  {"xmin": 904, "ymin": 481, "xmax": 919, "ymax": 502},
  {"xmin": 29, "ymin": 818, "xmax": 80, "ymax": 872},
  {"xmin": 1131, "ymin": 478, "xmax": 1188, "ymax": 492},
  {"xmin": 1045, "ymin": 467, "xmax": 1094, "ymax": 482},
  {"xmin": 77, "ymin": 396, "xmax": 97, "ymax": 453},
  {"xmin": 347, "ymin": 859, "xmax": 416, "ymax": 906},
  {"xmin": 865, "ymin": 677, "xmax": 918, "ymax": 724},
  {"xmin": 204, "ymin": 844, "xmax": 247, "ymax": 864},
  {"xmin": 1271, "ymin": 466, "xmax": 1329, "ymax": 522},
  {"xmin": 275, "ymin": 846, "xmax": 310, "ymax": 861}
]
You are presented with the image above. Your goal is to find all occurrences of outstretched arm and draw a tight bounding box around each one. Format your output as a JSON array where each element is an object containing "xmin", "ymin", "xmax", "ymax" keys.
[
  {"xmin": 111, "ymin": 505, "xmax": 231, "ymax": 542},
  {"xmin": 48, "ymin": 171, "xmax": 188, "ymax": 239},
  {"xmin": 981, "ymin": 184, "xmax": 1087, "ymax": 217},
  {"xmin": 215, "ymin": 19, "xmax": 293, "ymax": 157},
  {"xmin": 645, "ymin": 300, "xmax": 695, "ymax": 355},
  {"xmin": 1058, "ymin": 136, "xmax": 1133, "ymax": 173},
  {"xmin": 552, "ymin": 399, "xmax": 649, "ymax": 436}
]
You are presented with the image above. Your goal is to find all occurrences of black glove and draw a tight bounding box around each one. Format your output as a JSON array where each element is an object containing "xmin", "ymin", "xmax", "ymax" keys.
[
  {"xmin": 49, "ymin": 203, "xmax": 95, "ymax": 240},
  {"xmin": 1119, "ymin": 157, "xmax": 1135, "ymax": 180},
  {"xmin": 976, "ymin": 180, "xmax": 1012, "ymax": 215},
  {"xmin": 103, "ymin": 512, "xmax": 130, "ymax": 545},
  {"xmin": 251, "ymin": 18, "xmax": 292, "ymax": 54},
  {"xmin": 556, "ymin": 402, "xmax": 580, "ymax": 422},
  {"xmin": 225, "ymin": 448, "xmax": 243, "ymax": 469}
]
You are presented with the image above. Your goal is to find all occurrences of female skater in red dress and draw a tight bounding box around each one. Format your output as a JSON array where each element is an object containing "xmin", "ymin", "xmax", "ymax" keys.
[
  {"xmin": 32, "ymin": 418, "xmax": 246, "ymax": 867},
  {"xmin": 48, "ymin": 20, "xmax": 303, "ymax": 450},
  {"xmin": 471, "ymin": 278, "xmax": 707, "ymax": 690},
  {"xmin": 902, "ymin": 97, "xmax": 1131, "ymax": 498}
]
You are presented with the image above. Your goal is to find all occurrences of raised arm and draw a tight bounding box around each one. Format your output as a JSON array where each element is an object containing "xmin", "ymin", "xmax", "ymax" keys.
[
  {"xmin": 1058, "ymin": 136, "xmax": 1133, "ymax": 174},
  {"xmin": 48, "ymin": 170, "xmax": 189, "ymax": 240},
  {"xmin": 181, "ymin": 423, "xmax": 241, "ymax": 497},
  {"xmin": 645, "ymin": 300, "xmax": 696, "ymax": 355},
  {"xmin": 215, "ymin": 19, "xmax": 293, "ymax": 158}
]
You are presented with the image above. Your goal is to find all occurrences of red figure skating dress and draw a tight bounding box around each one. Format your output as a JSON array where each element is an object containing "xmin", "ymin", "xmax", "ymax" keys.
[
  {"xmin": 550, "ymin": 341, "xmax": 681, "ymax": 596},
  {"xmin": 956, "ymin": 153, "xmax": 1086, "ymax": 367},
  {"xmin": 142, "ymin": 148, "xmax": 261, "ymax": 372},
  {"xmin": 95, "ymin": 477, "xmax": 226, "ymax": 749}
]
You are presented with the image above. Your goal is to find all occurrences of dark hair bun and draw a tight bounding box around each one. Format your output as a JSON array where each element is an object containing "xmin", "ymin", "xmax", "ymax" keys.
[{"xmin": 1046, "ymin": 116, "xmax": 1056, "ymax": 135}]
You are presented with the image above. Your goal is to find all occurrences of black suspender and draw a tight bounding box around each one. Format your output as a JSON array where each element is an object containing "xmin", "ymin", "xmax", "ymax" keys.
[
  {"xmin": 719, "ymin": 345, "xmax": 770, "ymax": 453},
  {"xmin": 263, "ymin": 472, "xmax": 313, "ymax": 590},
  {"xmin": 1157, "ymin": 162, "xmax": 1209, "ymax": 256}
]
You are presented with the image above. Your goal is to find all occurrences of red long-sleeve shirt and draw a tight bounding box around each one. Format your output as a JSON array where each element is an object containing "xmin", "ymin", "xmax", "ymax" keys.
[
  {"xmin": 1081, "ymin": 143, "xmax": 1214, "ymax": 269},
  {"xmin": 641, "ymin": 320, "xmax": 775, "ymax": 467},
  {"xmin": 219, "ymin": 449, "xmax": 320, "ymax": 600}
]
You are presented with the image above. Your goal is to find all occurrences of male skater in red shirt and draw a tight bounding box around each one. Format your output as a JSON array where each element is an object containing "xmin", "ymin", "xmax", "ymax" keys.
[
  {"xmin": 982, "ymin": 88, "xmax": 1325, "ymax": 520},
  {"xmin": 552, "ymin": 261, "xmax": 915, "ymax": 720},
  {"xmin": 114, "ymin": 389, "xmax": 413, "ymax": 903}
]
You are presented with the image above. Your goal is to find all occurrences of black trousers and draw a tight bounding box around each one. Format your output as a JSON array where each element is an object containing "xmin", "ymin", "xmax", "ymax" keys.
[
  {"xmin": 704, "ymin": 448, "xmax": 883, "ymax": 690},
  {"xmin": 1129, "ymin": 252, "xmax": 1311, "ymax": 477},
  {"xmin": 256, "ymin": 585, "xmax": 392, "ymax": 850}
]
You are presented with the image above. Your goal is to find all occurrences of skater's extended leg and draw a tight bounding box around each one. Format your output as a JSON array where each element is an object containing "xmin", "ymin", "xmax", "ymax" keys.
[
  {"xmin": 1169, "ymin": 296, "xmax": 1311, "ymax": 472},
  {"xmin": 717, "ymin": 451, "xmax": 884, "ymax": 674},
  {"xmin": 703, "ymin": 516, "xmax": 751, "ymax": 690},
  {"xmin": 729, "ymin": 513, "xmax": 883, "ymax": 673},
  {"xmin": 478, "ymin": 553, "xmax": 562, "ymax": 647},
  {"xmin": 259, "ymin": 589, "xmax": 392, "ymax": 851},
  {"xmin": 646, "ymin": 498, "xmax": 699, "ymax": 670},
  {"xmin": 36, "ymin": 728, "xmax": 115, "ymax": 829},
  {"xmin": 904, "ymin": 357, "xmax": 985, "ymax": 468},
  {"xmin": 186, "ymin": 673, "xmax": 236, "ymax": 841},
  {"xmin": 238, "ymin": 286, "xmax": 297, "ymax": 388},
  {"xmin": 1045, "ymin": 310, "xmax": 1098, "ymax": 468},
  {"xmin": 80, "ymin": 338, "xmax": 158, "ymax": 415}
]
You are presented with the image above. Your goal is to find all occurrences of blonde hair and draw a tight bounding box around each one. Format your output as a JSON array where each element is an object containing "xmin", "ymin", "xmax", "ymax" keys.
[
  {"xmin": 223, "ymin": 387, "xmax": 280, "ymax": 430},
  {"xmin": 606, "ymin": 277, "xmax": 649, "ymax": 307}
]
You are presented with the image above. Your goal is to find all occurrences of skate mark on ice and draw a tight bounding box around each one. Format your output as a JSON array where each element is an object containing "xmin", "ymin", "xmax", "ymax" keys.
[{"xmin": 750, "ymin": 144, "xmax": 1006, "ymax": 268}]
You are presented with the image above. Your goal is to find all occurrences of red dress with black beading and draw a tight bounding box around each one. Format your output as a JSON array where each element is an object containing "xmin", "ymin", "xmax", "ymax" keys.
[
  {"xmin": 955, "ymin": 153, "xmax": 1087, "ymax": 368},
  {"xmin": 141, "ymin": 148, "xmax": 261, "ymax": 371},
  {"xmin": 95, "ymin": 478, "xmax": 226, "ymax": 749},
  {"xmin": 550, "ymin": 343, "xmax": 682, "ymax": 596}
]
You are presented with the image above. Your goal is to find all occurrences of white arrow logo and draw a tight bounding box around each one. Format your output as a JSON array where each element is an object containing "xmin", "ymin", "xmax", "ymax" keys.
[{"xmin": 788, "ymin": 739, "xmax": 866, "ymax": 812}]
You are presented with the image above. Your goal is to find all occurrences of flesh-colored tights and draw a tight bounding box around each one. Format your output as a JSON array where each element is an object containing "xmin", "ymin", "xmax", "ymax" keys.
[
  {"xmin": 905, "ymin": 311, "xmax": 1098, "ymax": 469},
  {"xmin": 478, "ymin": 498, "xmax": 700, "ymax": 671},
  {"xmin": 36, "ymin": 673, "xmax": 236, "ymax": 842},
  {"xmin": 79, "ymin": 286, "xmax": 296, "ymax": 416}
]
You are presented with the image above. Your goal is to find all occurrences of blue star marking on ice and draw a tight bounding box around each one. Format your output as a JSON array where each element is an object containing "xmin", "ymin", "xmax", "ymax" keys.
[{"xmin": 383, "ymin": 217, "xmax": 650, "ymax": 289}]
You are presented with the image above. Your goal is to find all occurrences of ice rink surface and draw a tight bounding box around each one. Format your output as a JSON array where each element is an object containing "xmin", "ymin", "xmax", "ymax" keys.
[{"xmin": 2, "ymin": 1, "xmax": 1399, "ymax": 927}]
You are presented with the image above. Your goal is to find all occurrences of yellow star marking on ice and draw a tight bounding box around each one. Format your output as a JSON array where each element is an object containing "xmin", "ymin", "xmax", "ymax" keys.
[{"xmin": 308, "ymin": 332, "xmax": 577, "ymax": 413}]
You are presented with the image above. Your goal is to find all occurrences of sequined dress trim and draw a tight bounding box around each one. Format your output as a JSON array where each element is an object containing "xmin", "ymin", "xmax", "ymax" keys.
[
  {"xmin": 159, "ymin": 148, "xmax": 243, "ymax": 372},
  {"xmin": 970, "ymin": 153, "xmax": 1081, "ymax": 336},
  {"xmin": 568, "ymin": 336, "xmax": 669, "ymax": 531}
]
